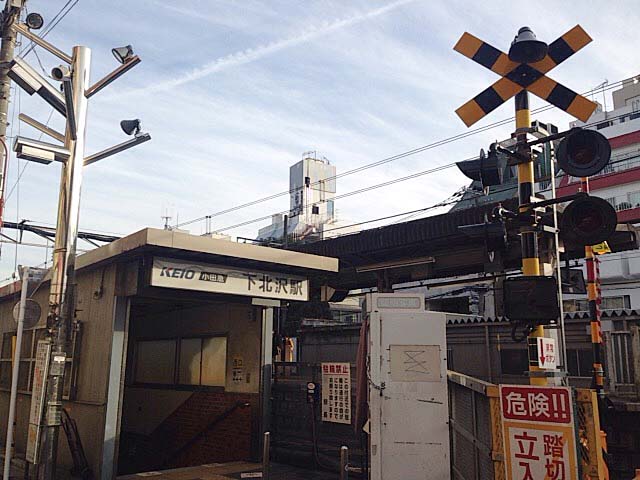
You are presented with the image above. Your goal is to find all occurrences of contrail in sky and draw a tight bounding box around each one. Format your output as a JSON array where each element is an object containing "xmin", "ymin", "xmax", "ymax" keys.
[{"xmin": 137, "ymin": 0, "xmax": 417, "ymax": 94}]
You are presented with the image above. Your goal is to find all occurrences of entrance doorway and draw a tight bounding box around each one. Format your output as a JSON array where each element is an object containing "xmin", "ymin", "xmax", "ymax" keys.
[{"xmin": 116, "ymin": 296, "xmax": 263, "ymax": 475}]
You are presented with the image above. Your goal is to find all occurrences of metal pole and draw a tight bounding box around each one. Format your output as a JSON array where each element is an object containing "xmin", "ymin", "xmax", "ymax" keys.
[
  {"xmin": 514, "ymin": 90, "xmax": 547, "ymax": 386},
  {"xmin": 340, "ymin": 445, "xmax": 349, "ymax": 480},
  {"xmin": 283, "ymin": 214, "xmax": 288, "ymax": 247},
  {"xmin": 581, "ymin": 176, "xmax": 605, "ymax": 398},
  {"xmin": 3, "ymin": 266, "xmax": 29, "ymax": 480},
  {"xmin": 40, "ymin": 45, "xmax": 91, "ymax": 480},
  {"xmin": 262, "ymin": 431, "xmax": 270, "ymax": 480},
  {"xmin": 551, "ymin": 152, "xmax": 568, "ymax": 380},
  {"xmin": 0, "ymin": 0, "xmax": 25, "ymax": 226}
]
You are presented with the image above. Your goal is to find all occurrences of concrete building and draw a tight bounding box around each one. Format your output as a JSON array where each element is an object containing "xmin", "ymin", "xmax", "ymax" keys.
[
  {"xmin": 257, "ymin": 152, "xmax": 353, "ymax": 243},
  {"xmin": 0, "ymin": 228, "xmax": 337, "ymax": 478}
]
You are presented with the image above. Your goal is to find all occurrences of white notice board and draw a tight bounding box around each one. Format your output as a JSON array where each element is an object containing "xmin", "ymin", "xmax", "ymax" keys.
[{"xmin": 321, "ymin": 362, "xmax": 351, "ymax": 424}]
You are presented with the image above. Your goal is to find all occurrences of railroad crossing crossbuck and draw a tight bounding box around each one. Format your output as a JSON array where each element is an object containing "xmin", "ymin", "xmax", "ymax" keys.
[{"xmin": 454, "ymin": 25, "xmax": 598, "ymax": 126}]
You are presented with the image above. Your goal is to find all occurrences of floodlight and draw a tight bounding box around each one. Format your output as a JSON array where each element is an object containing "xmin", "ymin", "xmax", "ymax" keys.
[
  {"xmin": 25, "ymin": 12, "xmax": 44, "ymax": 30},
  {"xmin": 13, "ymin": 136, "xmax": 70, "ymax": 164},
  {"xmin": 8, "ymin": 58, "xmax": 66, "ymax": 116},
  {"xmin": 112, "ymin": 45, "xmax": 134, "ymax": 64},
  {"xmin": 120, "ymin": 119, "xmax": 141, "ymax": 136}
]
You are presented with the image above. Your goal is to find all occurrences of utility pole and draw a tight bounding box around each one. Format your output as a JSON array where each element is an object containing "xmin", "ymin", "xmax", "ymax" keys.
[
  {"xmin": 6, "ymin": 17, "xmax": 148, "ymax": 477},
  {"xmin": 0, "ymin": 0, "xmax": 25, "ymax": 224}
]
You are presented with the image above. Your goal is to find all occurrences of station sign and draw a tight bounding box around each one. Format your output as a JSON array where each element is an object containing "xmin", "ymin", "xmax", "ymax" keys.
[
  {"xmin": 500, "ymin": 385, "xmax": 578, "ymax": 480},
  {"xmin": 150, "ymin": 257, "xmax": 308, "ymax": 301}
]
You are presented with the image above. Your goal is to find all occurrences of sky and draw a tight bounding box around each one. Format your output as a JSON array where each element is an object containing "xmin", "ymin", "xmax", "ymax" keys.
[{"xmin": 0, "ymin": 0, "xmax": 638, "ymax": 280}]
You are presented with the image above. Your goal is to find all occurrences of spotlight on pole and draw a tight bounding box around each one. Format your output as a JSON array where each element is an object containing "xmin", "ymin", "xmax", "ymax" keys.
[
  {"xmin": 25, "ymin": 12, "xmax": 44, "ymax": 30},
  {"xmin": 111, "ymin": 45, "xmax": 134, "ymax": 64},
  {"xmin": 120, "ymin": 119, "xmax": 141, "ymax": 136},
  {"xmin": 508, "ymin": 26, "xmax": 548, "ymax": 63}
]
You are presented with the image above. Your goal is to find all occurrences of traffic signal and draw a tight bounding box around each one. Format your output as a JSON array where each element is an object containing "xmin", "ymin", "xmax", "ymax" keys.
[
  {"xmin": 556, "ymin": 128, "xmax": 611, "ymax": 177},
  {"xmin": 456, "ymin": 147, "xmax": 505, "ymax": 189},
  {"xmin": 560, "ymin": 195, "xmax": 617, "ymax": 246}
]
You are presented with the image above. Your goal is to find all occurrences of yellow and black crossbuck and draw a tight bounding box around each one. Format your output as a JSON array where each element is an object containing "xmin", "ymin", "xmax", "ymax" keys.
[{"xmin": 453, "ymin": 25, "xmax": 598, "ymax": 127}]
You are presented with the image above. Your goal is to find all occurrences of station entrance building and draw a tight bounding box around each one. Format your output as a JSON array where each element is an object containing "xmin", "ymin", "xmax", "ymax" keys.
[{"xmin": 0, "ymin": 228, "xmax": 337, "ymax": 478}]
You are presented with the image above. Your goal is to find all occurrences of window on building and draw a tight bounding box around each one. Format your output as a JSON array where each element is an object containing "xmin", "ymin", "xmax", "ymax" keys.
[
  {"xmin": 563, "ymin": 299, "xmax": 589, "ymax": 312},
  {"xmin": 601, "ymin": 295, "xmax": 631, "ymax": 310},
  {"xmin": 0, "ymin": 328, "xmax": 78, "ymax": 398},
  {"xmin": 326, "ymin": 200, "xmax": 335, "ymax": 219},
  {"xmin": 564, "ymin": 295, "xmax": 630, "ymax": 312},
  {"xmin": 500, "ymin": 348, "xmax": 529, "ymax": 375},
  {"xmin": 331, "ymin": 310, "xmax": 362, "ymax": 324},
  {"xmin": 135, "ymin": 339, "xmax": 176, "ymax": 384},
  {"xmin": 135, "ymin": 336, "xmax": 227, "ymax": 387},
  {"xmin": 631, "ymin": 98, "xmax": 640, "ymax": 113},
  {"xmin": 566, "ymin": 349, "xmax": 594, "ymax": 377}
]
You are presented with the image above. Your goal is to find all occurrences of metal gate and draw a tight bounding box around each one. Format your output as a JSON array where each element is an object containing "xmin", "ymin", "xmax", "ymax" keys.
[
  {"xmin": 271, "ymin": 362, "xmax": 364, "ymax": 471},
  {"xmin": 448, "ymin": 371, "xmax": 499, "ymax": 480}
]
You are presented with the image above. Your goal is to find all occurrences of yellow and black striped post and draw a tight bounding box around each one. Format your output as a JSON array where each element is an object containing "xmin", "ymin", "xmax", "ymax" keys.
[
  {"xmin": 581, "ymin": 177, "xmax": 605, "ymax": 397},
  {"xmin": 514, "ymin": 90, "xmax": 547, "ymax": 386}
]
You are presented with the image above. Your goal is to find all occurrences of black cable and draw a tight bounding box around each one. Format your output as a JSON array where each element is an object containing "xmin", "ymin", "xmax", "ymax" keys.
[
  {"xmin": 212, "ymin": 162, "xmax": 463, "ymax": 232},
  {"xmin": 213, "ymin": 107, "xmax": 637, "ymax": 233},
  {"xmin": 176, "ymin": 77, "xmax": 630, "ymax": 229}
]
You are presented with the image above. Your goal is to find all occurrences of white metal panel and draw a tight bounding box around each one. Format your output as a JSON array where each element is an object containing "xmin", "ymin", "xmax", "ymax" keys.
[{"xmin": 368, "ymin": 293, "xmax": 450, "ymax": 480}]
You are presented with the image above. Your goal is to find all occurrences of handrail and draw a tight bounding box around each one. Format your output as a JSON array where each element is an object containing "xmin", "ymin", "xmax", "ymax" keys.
[{"xmin": 165, "ymin": 400, "xmax": 251, "ymax": 465}]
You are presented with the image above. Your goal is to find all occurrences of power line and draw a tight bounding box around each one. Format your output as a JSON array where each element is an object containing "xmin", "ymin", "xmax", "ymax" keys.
[
  {"xmin": 319, "ymin": 191, "xmax": 466, "ymax": 236},
  {"xmin": 211, "ymin": 101, "xmax": 637, "ymax": 234},
  {"xmin": 21, "ymin": 0, "xmax": 80, "ymax": 58},
  {"xmin": 176, "ymin": 77, "xmax": 631, "ymax": 229},
  {"xmin": 212, "ymin": 160, "xmax": 463, "ymax": 232}
]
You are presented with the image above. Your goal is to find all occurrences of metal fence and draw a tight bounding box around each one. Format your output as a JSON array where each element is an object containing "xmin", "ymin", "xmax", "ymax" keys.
[
  {"xmin": 606, "ymin": 331, "xmax": 636, "ymax": 391},
  {"xmin": 448, "ymin": 371, "xmax": 500, "ymax": 480},
  {"xmin": 271, "ymin": 362, "xmax": 364, "ymax": 472}
]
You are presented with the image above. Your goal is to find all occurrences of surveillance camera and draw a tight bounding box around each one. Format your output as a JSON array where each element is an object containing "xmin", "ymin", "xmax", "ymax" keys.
[{"xmin": 51, "ymin": 65, "xmax": 71, "ymax": 82}]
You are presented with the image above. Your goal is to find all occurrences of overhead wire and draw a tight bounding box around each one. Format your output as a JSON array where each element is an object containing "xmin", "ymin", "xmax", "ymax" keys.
[
  {"xmin": 177, "ymin": 77, "xmax": 632, "ymax": 229},
  {"xmin": 211, "ymin": 94, "xmax": 636, "ymax": 234},
  {"xmin": 212, "ymin": 161, "xmax": 463, "ymax": 232},
  {"xmin": 21, "ymin": 0, "xmax": 79, "ymax": 58}
]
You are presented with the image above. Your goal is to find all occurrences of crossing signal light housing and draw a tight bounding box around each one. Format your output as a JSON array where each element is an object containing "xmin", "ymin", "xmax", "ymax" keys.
[
  {"xmin": 508, "ymin": 26, "xmax": 548, "ymax": 63},
  {"xmin": 456, "ymin": 146, "xmax": 504, "ymax": 190},
  {"xmin": 557, "ymin": 128, "xmax": 611, "ymax": 177},
  {"xmin": 560, "ymin": 195, "xmax": 617, "ymax": 246}
]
